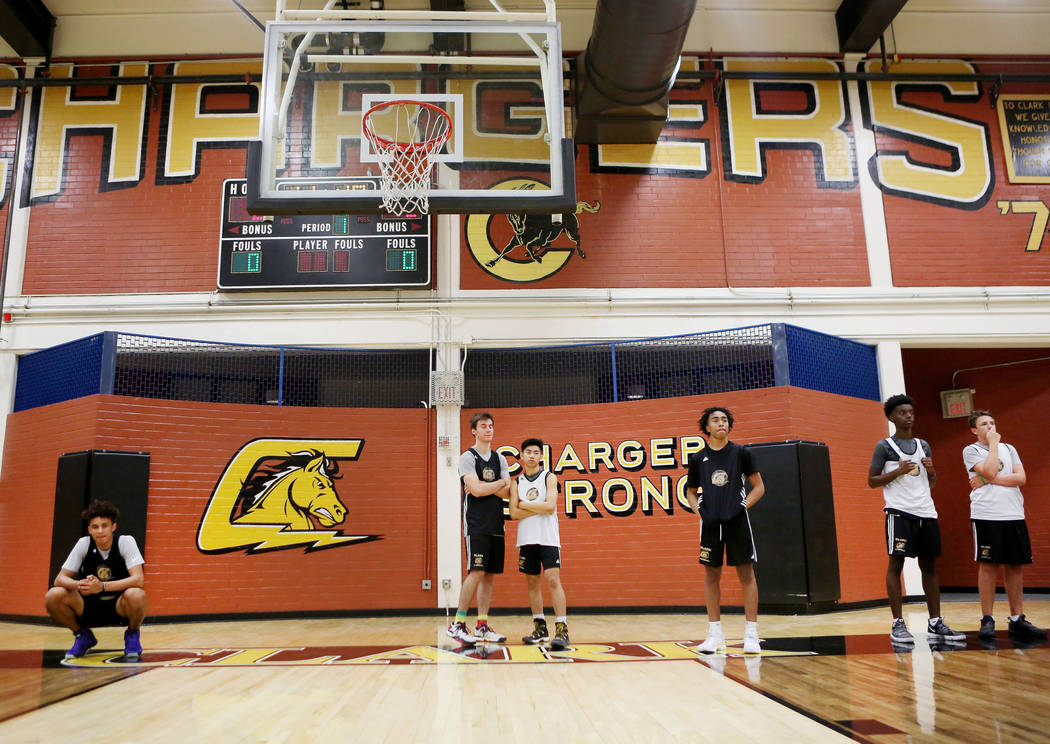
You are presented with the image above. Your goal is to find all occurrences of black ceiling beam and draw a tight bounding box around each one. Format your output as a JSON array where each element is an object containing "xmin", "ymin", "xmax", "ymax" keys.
[
  {"xmin": 0, "ymin": 0, "xmax": 56, "ymax": 57},
  {"xmin": 836, "ymin": 0, "xmax": 907, "ymax": 53}
]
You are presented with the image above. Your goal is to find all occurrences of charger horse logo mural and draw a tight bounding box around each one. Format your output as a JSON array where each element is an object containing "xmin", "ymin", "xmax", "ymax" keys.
[
  {"xmin": 486, "ymin": 185, "xmax": 601, "ymax": 268},
  {"xmin": 198, "ymin": 438, "xmax": 379, "ymax": 554},
  {"xmin": 465, "ymin": 178, "xmax": 602, "ymax": 283},
  {"xmin": 233, "ymin": 450, "xmax": 345, "ymax": 530}
]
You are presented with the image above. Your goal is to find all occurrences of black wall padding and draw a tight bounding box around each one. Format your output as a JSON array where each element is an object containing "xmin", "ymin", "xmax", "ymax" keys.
[
  {"xmin": 746, "ymin": 441, "xmax": 841, "ymax": 613},
  {"xmin": 48, "ymin": 450, "xmax": 150, "ymax": 586}
]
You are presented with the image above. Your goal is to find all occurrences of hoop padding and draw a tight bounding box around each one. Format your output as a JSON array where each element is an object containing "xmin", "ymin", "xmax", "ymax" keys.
[{"xmin": 363, "ymin": 100, "xmax": 452, "ymax": 216}]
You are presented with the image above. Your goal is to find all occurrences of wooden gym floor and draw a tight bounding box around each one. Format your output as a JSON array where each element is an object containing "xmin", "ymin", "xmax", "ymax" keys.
[{"xmin": 1, "ymin": 598, "xmax": 1047, "ymax": 743}]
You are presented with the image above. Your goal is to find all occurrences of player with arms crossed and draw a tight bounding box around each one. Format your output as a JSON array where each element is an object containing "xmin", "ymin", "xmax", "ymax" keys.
[
  {"xmin": 964, "ymin": 410, "xmax": 1047, "ymax": 641},
  {"xmin": 44, "ymin": 499, "xmax": 147, "ymax": 660},
  {"xmin": 686, "ymin": 406, "xmax": 765, "ymax": 655},
  {"xmin": 867, "ymin": 394, "xmax": 964, "ymax": 646},
  {"xmin": 509, "ymin": 438, "xmax": 570, "ymax": 650},
  {"xmin": 447, "ymin": 412, "xmax": 511, "ymax": 645}
]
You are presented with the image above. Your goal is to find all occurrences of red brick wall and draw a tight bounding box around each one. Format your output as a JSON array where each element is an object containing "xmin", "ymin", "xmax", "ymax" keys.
[
  {"xmin": 0, "ymin": 398, "xmax": 100, "ymax": 616},
  {"xmin": 0, "ymin": 396, "xmax": 435, "ymax": 618},
  {"xmin": 4, "ymin": 387, "xmax": 889, "ymax": 618},
  {"xmin": 16, "ymin": 56, "xmax": 1049, "ymax": 294},
  {"xmin": 469, "ymin": 386, "xmax": 887, "ymax": 609},
  {"xmin": 880, "ymin": 64, "xmax": 1050, "ymax": 286},
  {"xmin": 902, "ymin": 348, "xmax": 1050, "ymax": 588}
]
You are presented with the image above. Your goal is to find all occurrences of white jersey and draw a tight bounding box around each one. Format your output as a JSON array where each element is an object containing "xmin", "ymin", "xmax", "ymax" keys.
[
  {"xmin": 515, "ymin": 469, "xmax": 560, "ymax": 548},
  {"xmin": 881, "ymin": 437, "xmax": 937, "ymax": 518},
  {"xmin": 62, "ymin": 534, "xmax": 145, "ymax": 573},
  {"xmin": 963, "ymin": 441, "xmax": 1025, "ymax": 520}
]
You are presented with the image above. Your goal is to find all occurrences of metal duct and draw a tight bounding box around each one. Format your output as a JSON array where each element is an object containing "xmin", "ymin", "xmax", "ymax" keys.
[{"xmin": 574, "ymin": 0, "xmax": 697, "ymax": 143}]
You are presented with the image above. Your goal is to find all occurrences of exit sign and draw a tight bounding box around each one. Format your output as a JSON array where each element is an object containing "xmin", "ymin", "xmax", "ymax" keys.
[{"xmin": 940, "ymin": 389, "xmax": 974, "ymax": 419}]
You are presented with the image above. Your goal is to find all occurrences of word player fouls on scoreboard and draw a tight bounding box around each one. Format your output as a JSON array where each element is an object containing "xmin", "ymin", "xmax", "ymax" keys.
[{"xmin": 218, "ymin": 178, "xmax": 431, "ymax": 289}]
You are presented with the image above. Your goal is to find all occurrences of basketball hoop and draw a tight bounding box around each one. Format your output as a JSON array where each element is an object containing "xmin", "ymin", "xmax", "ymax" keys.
[{"xmin": 362, "ymin": 100, "xmax": 452, "ymax": 216}]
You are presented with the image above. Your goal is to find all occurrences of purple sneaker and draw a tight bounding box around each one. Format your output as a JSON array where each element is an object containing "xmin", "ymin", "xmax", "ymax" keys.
[
  {"xmin": 65, "ymin": 628, "xmax": 97, "ymax": 658},
  {"xmin": 123, "ymin": 629, "xmax": 143, "ymax": 660}
]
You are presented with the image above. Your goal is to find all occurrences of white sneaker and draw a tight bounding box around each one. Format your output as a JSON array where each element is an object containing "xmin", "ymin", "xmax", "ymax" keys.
[
  {"xmin": 473, "ymin": 624, "xmax": 507, "ymax": 643},
  {"xmin": 697, "ymin": 633, "xmax": 725, "ymax": 654},
  {"xmin": 446, "ymin": 622, "xmax": 476, "ymax": 645},
  {"xmin": 743, "ymin": 632, "xmax": 762, "ymax": 654}
]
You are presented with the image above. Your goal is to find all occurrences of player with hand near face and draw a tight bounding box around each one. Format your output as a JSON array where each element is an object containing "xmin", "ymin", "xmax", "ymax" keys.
[{"xmin": 964, "ymin": 410, "xmax": 1047, "ymax": 641}]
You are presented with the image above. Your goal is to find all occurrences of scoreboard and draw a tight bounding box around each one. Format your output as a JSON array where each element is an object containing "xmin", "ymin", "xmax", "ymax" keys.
[{"xmin": 218, "ymin": 178, "xmax": 431, "ymax": 289}]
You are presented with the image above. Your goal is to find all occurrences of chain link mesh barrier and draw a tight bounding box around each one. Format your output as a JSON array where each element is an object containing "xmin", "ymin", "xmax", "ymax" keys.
[{"xmin": 13, "ymin": 324, "xmax": 878, "ymax": 413}]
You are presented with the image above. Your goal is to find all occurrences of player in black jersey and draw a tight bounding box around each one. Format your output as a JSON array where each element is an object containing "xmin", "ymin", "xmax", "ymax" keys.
[
  {"xmin": 44, "ymin": 500, "xmax": 148, "ymax": 660},
  {"xmin": 685, "ymin": 406, "xmax": 765, "ymax": 655},
  {"xmin": 447, "ymin": 412, "xmax": 511, "ymax": 645}
]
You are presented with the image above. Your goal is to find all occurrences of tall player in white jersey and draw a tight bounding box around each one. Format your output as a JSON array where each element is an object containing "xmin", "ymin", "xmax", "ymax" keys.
[
  {"xmin": 867, "ymin": 394, "xmax": 964, "ymax": 646},
  {"xmin": 964, "ymin": 410, "xmax": 1047, "ymax": 641},
  {"xmin": 509, "ymin": 438, "xmax": 570, "ymax": 650}
]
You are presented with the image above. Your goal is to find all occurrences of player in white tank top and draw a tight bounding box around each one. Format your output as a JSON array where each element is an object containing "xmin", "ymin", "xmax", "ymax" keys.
[{"xmin": 509, "ymin": 438, "xmax": 570, "ymax": 650}]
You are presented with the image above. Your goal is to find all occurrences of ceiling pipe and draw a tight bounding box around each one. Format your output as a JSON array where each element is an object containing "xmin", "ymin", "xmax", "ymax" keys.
[{"xmin": 573, "ymin": 0, "xmax": 698, "ymax": 144}]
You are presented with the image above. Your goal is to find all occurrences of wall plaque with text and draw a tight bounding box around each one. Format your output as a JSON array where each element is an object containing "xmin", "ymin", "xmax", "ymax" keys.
[{"xmin": 997, "ymin": 95, "xmax": 1050, "ymax": 184}]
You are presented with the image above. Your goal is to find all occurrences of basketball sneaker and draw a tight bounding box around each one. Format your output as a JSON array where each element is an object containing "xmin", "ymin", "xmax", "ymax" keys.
[
  {"xmin": 743, "ymin": 629, "xmax": 762, "ymax": 654},
  {"xmin": 474, "ymin": 624, "xmax": 507, "ymax": 643},
  {"xmin": 123, "ymin": 628, "xmax": 143, "ymax": 660},
  {"xmin": 446, "ymin": 622, "xmax": 476, "ymax": 646},
  {"xmin": 697, "ymin": 630, "xmax": 725, "ymax": 654},
  {"xmin": 1008, "ymin": 614, "xmax": 1048, "ymax": 640},
  {"xmin": 65, "ymin": 628, "xmax": 97, "ymax": 658},
  {"xmin": 890, "ymin": 618, "xmax": 914, "ymax": 644},
  {"xmin": 926, "ymin": 618, "xmax": 965, "ymax": 641},
  {"xmin": 978, "ymin": 615, "xmax": 996, "ymax": 640},
  {"xmin": 550, "ymin": 622, "xmax": 570, "ymax": 651},
  {"xmin": 522, "ymin": 620, "xmax": 549, "ymax": 645}
]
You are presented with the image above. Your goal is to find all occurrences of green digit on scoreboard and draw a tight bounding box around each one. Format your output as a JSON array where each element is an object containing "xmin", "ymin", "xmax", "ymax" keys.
[
  {"xmin": 386, "ymin": 248, "xmax": 416, "ymax": 272},
  {"xmin": 231, "ymin": 251, "xmax": 261, "ymax": 273}
]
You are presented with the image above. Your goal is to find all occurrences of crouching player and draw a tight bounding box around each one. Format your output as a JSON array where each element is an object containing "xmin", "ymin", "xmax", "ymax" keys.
[
  {"xmin": 510, "ymin": 438, "xmax": 570, "ymax": 650},
  {"xmin": 44, "ymin": 499, "xmax": 147, "ymax": 660}
]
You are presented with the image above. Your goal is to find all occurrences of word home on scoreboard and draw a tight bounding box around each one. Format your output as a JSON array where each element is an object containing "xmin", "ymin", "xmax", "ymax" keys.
[{"xmin": 218, "ymin": 179, "xmax": 431, "ymax": 289}]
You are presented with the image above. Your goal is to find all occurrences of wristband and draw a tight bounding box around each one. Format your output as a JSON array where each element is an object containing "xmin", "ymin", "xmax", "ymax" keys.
[
  {"xmin": 102, "ymin": 582, "xmax": 107, "ymax": 593},
  {"xmin": 979, "ymin": 475, "xmax": 987, "ymax": 485}
]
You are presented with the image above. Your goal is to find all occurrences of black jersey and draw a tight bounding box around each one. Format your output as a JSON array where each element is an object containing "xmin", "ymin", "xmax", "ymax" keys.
[
  {"xmin": 461, "ymin": 448, "xmax": 508, "ymax": 536},
  {"xmin": 80, "ymin": 533, "xmax": 131, "ymax": 599},
  {"xmin": 686, "ymin": 441, "xmax": 757, "ymax": 523}
]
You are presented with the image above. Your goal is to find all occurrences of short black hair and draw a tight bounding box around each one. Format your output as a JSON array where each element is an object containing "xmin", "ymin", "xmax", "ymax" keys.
[
  {"xmin": 883, "ymin": 394, "xmax": 913, "ymax": 418},
  {"xmin": 698, "ymin": 406, "xmax": 734, "ymax": 436},
  {"xmin": 969, "ymin": 409, "xmax": 993, "ymax": 428},
  {"xmin": 82, "ymin": 499, "xmax": 120, "ymax": 523},
  {"xmin": 469, "ymin": 411, "xmax": 494, "ymax": 431},
  {"xmin": 520, "ymin": 437, "xmax": 544, "ymax": 452}
]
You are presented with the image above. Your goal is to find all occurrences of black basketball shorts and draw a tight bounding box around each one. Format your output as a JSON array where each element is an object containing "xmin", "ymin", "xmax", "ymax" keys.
[
  {"xmin": 518, "ymin": 544, "xmax": 561, "ymax": 575},
  {"xmin": 972, "ymin": 519, "xmax": 1032, "ymax": 565},
  {"xmin": 79, "ymin": 594, "xmax": 127, "ymax": 628},
  {"xmin": 465, "ymin": 534, "xmax": 505, "ymax": 574},
  {"xmin": 885, "ymin": 510, "xmax": 942, "ymax": 558},
  {"xmin": 698, "ymin": 509, "xmax": 756, "ymax": 567}
]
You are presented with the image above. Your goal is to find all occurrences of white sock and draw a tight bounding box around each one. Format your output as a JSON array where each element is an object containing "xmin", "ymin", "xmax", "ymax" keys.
[
  {"xmin": 556, "ymin": 616, "xmax": 566, "ymax": 624},
  {"xmin": 533, "ymin": 614, "xmax": 545, "ymax": 621},
  {"xmin": 708, "ymin": 621, "xmax": 722, "ymax": 636},
  {"xmin": 745, "ymin": 621, "xmax": 758, "ymax": 636},
  {"xmin": 1009, "ymin": 614, "xmax": 1021, "ymax": 622},
  {"xmin": 928, "ymin": 616, "xmax": 941, "ymax": 626}
]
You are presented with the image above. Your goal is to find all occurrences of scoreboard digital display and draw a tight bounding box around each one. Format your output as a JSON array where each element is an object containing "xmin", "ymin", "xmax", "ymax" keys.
[{"xmin": 218, "ymin": 178, "xmax": 431, "ymax": 289}]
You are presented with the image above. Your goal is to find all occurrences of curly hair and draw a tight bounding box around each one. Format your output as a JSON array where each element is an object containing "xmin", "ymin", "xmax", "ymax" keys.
[
  {"xmin": 698, "ymin": 406, "xmax": 734, "ymax": 436},
  {"xmin": 81, "ymin": 499, "xmax": 120, "ymax": 523},
  {"xmin": 883, "ymin": 394, "xmax": 913, "ymax": 418}
]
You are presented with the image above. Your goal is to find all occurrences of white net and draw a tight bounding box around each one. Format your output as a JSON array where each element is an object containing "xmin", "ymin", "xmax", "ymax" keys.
[{"xmin": 363, "ymin": 101, "xmax": 452, "ymax": 216}]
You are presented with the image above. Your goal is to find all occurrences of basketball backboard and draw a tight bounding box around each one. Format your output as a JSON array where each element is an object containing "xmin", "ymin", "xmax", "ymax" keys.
[{"xmin": 248, "ymin": 15, "xmax": 574, "ymax": 215}]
